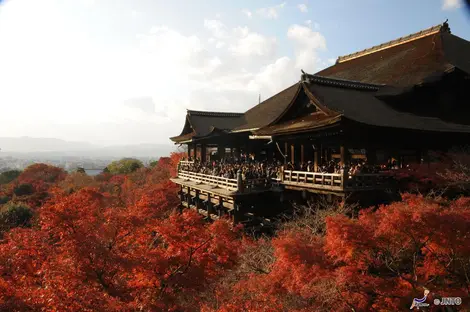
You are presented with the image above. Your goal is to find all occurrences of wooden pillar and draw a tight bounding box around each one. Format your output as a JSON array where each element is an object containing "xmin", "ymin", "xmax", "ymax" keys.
[
  {"xmin": 290, "ymin": 144, "xmax": 295, "ymax": 164},
  {"xmin": 235, "ymin": 147, "xmax": 241, "ymax": 160},
  {"xmin": 201, "ymin": 144, "xmax": 207, "ymax": 162},
  {"xmin": 186, "ymin": 187, "xmax": 192, "ymax": 207},
  {"xmin": 179, "ymin": 185, "xmax": 184, "ymax": 213},
  {"xmin": 301, "ymin": 144, "xmax": 305, "ymax": 164},
  {"xmin": 314, "ymin": 150, "xmax": 319, "ymax": 172},
  {"xmin": 237, "ymin": 169, "xmax": 244, "ymax": 193},
  {"xmin": 206, "ymin": 193, "xmax": 212, "ymax": 218},
  {"xmin": 284, "ymin": 142, "xmax": 288, "ymax": 164},
  {"xmin": 366, "ymin": 147, "xmax": 377, "ymax": 165},
  {"xmin": 191, "ymin": 143, "xmax": 196, "ymax": 159},
  {"xmin": 187, "ymin": 144, "xmax": 192, "ymax": 159},
  {"xmin": 217, "ymin": 145, "xmax": 225, "ymax": 160},
  {"xmin": 423, "ymin": 149, "xmax": 430, "ymax": 167},
  {"xmin": 267, "ymin": 147, "xmax": 273, "ymax": 162},
  {"xmin": 233, "ymin": 203, "xmax": 242, "ymax": 225},
  {"xmin": 340, "ymin": 145, "xmax": 346, "ymax": 166},
  {"xmin": 194, "ymin": 189, "xmax": 200, "ymax": 209},
  {"xmin": 415, "ymin": 149, "xmax": 422, "ymax": 164},
  {"xmin": 218, "ymin": 198, "xmax": 224, "ymax": 217}
]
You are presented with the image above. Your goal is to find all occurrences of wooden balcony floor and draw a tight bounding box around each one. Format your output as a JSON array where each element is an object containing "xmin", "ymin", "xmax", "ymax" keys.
[{"xmin": 171, "ymin": 177, "xmax": 270, "ymax": 197}]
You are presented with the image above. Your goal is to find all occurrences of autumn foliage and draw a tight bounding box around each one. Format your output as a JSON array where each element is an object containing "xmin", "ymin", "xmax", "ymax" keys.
[{"xmin": 1, "ymin": 153, "xmax": 470, "ymax": 311}]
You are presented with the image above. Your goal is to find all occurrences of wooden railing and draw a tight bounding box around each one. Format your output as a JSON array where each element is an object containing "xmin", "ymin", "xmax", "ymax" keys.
[
  {"xmin": 178, "ymin": 170, "xmax": 238, "ymax": 190},
  {"xmin": 281, "ymin": 169, "xmax": 392, "ymax": 191},
  {"xmin": 176, "ymin": 161, "xmax": 392, "ymax": 193},
  {"xmin": 176, "ymin": 161, "xmax": 271, "ymax": 192},
  {"xmin": 283, "ymin": 170, "xmax": 343, "ymax": 191}
]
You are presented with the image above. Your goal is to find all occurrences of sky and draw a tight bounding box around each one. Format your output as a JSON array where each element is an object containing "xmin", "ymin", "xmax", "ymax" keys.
[{"xmin": 0, "ymin": 0, "xmax": 469, "ymax": 146}]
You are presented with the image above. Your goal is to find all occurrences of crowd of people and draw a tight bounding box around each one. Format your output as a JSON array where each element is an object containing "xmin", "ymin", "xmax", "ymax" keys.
[
  {"xmin": 180, "ymin": 156, "xmax": 402, "ymax": 181},
  {"xmin": 180, "ymin": 158, "xmax": 282, "ymax": 180}
]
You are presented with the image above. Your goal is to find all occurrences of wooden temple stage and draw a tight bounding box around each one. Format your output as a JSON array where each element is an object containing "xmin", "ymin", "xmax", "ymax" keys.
[{"xmin": 169, "ymin": 21, "xmax": 470, "ymax": 224}]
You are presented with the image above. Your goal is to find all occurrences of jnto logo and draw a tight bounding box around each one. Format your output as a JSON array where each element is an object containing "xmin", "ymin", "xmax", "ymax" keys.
[{"xmin": 410, "ymin": 288, "xmax": 430, "ymax": 310}]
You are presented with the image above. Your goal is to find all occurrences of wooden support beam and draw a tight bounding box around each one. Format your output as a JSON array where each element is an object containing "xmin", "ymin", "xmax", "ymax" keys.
[
  {"xmin": 206, "ymin": 193, "xmax": 212, "ymax": 216},
  {"xmin": 290, "ymin": 144, "xmax": 295, "ymax": 164},
  {"xmin": 314, "ymin": 150, "xmax": 318, "ymax": 172},
  {"xmin": 217, "ymin": 145, "xmax": 225, "ymax": 160},
  {"xmin": 233, "ymin": 203, "xmax": 242, "ymax": 225},
  {"xmin": 284, "ymin": 142, "xmax": 288, "ymax": 164},
  {"xmin": 187, "ymin": 144, "xmax": 192, "ymax": 159},
  {"xmin": 301, "ymin": 144, "xmax": 305, "ymax": 164},
  {"xmin": 201, "ymin": 144, "xmax": 207, "ymax": 162},
  {"xmin": 366, "ymin": 147, "xmax": 377, "ymax": 165},
  {"xmin": 415, "ymin": 149, "xmax": 422, "ymax": 164},
  {"xmin": 340, "ymin": 145, "xmax": 346, "ymax": 166}
]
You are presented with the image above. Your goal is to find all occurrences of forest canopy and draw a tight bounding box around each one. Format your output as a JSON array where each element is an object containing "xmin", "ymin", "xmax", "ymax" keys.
[{"xmin": 0, "ymin": 152, "xmax": 469, "ymax": 311}]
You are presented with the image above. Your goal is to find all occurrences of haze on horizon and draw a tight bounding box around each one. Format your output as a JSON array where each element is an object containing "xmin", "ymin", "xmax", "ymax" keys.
[{"xmin": 0, "ymin": 0, "xmax": 468, "ymax": 146}]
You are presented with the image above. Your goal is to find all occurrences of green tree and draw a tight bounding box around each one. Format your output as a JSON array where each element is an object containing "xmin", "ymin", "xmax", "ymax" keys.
[
  {"xmin": 0, "ymin": 202, "xmax": 33, "ymax": 231},
  {"xmin": 76, "ymin": 167, "xmax": 86, "ymax": 174},
  {"xmin": 106, "ymin": 158, "xmax": 144, "ymax": 174},
  {"xmin": 13, "ymin": 183, "xmax": 34, "ymax": 196},
  {"xmin": 0, "ymin": 196, "xmax": 9, "ymax": 205},
  {"xmin": 0, "ymin": 170, "xmax": 22, "ymax": 185}
]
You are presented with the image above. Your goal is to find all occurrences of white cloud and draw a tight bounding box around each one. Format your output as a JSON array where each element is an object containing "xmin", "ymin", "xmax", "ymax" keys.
[
  {"xmin": 442, "ymin": 0, "xmax": 462, "ymax": 10},
  {"xmin": 203, "ymin": 19, "xmax": 227, "ymax": 38},
  {"xmin": 131, "ymin": 10, "xmax": 142, "ymax": 18},
  {"xmin": 0, "ymin": 1, "xmax": 318, "ymax": 145},
  {"xmin": 215, "ymin": 41, "xmax": 226, "ymax": 49},
  {"xmin": 242, "ymin": 9, "xmax": 252, "ymax": 18},
  {"xmin": 327, "ymin": 58, "xmax": 336, "ymax": 65},
  {"xmin": 287, "ymin": 24, "xmax": 327, "ymax": 71},
  {"xmin": 305, "ymin": 20, "xmax": 320, "ymax": 29},
  {"xmin": 229, "ymin": 26, "xmax": 278, "ymax": 57},
  {"xmin": 256, "ymin": 2, "xmax": 286, "ymax": 19},
  {"xmin": 297, "ymin": 4, "xmax": 308, "ymax": 13},
  {"xmin": 248, "ymin": 57, "xmax": 296, "ymax": 94}
]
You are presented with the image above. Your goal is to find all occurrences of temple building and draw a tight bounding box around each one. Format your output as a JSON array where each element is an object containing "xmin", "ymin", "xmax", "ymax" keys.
[{"xmin": 169, "ymin": 22, "xmax": 470, "ymax": 223}]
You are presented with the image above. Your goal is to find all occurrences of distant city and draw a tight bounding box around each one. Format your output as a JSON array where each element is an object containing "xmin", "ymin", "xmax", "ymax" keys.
[{"xmin": 0, "ymin": 136, "xmax": 180, "ymax": 172}]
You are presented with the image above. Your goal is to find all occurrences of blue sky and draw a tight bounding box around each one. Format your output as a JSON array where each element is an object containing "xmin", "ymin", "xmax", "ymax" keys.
[{"xmin": 0, "ymin": 0, "xmax": 469, "ymax": 145}]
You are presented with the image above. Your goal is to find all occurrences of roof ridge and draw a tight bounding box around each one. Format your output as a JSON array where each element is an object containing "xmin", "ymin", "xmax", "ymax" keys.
[
  {"xmin": 337, "ymin": 22, "xmax": 450, "ymax": 64},
  {"xmin": 187, "ymin": 110, "xmax": 244, "ymax": 117},
  {"xmin": 302, "ymin": 74, "xmax": 384, "ymax": 91}
]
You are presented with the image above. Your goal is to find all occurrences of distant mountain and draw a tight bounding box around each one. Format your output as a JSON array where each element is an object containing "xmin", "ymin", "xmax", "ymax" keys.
[
  {"xmin": 0, "ymin": 137, "xmax": 179, "ymax": 158},
  {"xmin": 0, "ymin": 137, "xmax": 96, "ymax": 152}
]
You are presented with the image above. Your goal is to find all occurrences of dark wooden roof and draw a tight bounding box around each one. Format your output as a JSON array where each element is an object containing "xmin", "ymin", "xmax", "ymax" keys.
[
  {"xmin": 306, "ymin": 77, "xmax": 470, "ymax": 133},
  {"xmin": 316, "ymin": 22, "xmax": 470, "ymax": 86},
  {"xmin": 254, "ymin": 113, "xmax": 341, "ymax": 135},
  {"xmin": 255, "ymin": 74, "xmax": 470, "ymax": 136},
  {"xmin": 232, "ymin": 83, "xmax": 301, "ymax": 132},
  {"xmin": 170, "ymin": 110, "xmax": 244, "ymax": 143}
]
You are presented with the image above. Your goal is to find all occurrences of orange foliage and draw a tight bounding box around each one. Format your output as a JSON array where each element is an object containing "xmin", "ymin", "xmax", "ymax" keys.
[{"xmin": 1, "ymin": 155, "xmax": 470, "ymax": 311}]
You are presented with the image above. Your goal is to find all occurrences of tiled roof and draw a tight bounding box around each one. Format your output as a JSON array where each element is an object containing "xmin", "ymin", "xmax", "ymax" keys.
[
  {"xmin": 316, "ymin": 22, "xmax": 470, "ymax": 86},
  {"xmin": 301, "ymin": 74, "xmax": 384, "ymax": 91},
  {"xmin": 187, "ymin": 110, "xmax": 244, "ymax": 118},
  {"xmin": 233, "ymin": 83, "xmax": 301, "ymax": 132},
  {"xmin": 170, "ymin": 110, "xmax": 245, "ymax": 143},
  {"xmin": 336, "ymin": 23, "xmax": 445, "ymax": 63},
  {"xmin": 254, "ymin": 113, "xmax": 341, "ymax": 136},
  {"xmin": 305, "ymin": 79, "xmax": 470, "ymax": 133}
]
